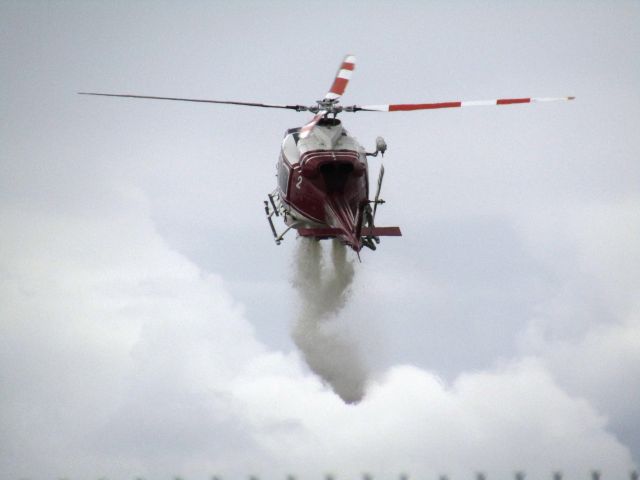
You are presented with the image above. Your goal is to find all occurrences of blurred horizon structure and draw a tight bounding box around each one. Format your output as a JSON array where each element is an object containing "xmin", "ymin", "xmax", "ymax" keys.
[{"xmin": 19, "ymin": 470, "xmax": 640, "ymax": 480}]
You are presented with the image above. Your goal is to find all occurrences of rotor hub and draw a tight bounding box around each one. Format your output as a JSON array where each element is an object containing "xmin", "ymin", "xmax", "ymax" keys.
[{"xmin": 309, "ymin": 99, "xmax": 343, "ymax": 115}]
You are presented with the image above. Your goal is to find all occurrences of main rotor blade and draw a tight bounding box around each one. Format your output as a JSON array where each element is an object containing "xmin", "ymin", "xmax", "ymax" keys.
[
  {"xmin": 299, "ymin": 110, "xmax": 327, "ymax": 139},
  {"xmin": 324, "ymin": 55, "xmax": 356, "ymax": 101},
  {"xmin": 78, "ymin": 92, "xmax": 306, "ymax": 110},
  {"xmin": 354, "ymin": 96, "xmax": 575, "ymax": 112}
]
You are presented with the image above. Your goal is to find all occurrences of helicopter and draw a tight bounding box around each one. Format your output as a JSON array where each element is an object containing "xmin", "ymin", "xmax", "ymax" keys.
[{"xmin": 79, "ymin": 55, "xmax": 573, "ymax": 253}]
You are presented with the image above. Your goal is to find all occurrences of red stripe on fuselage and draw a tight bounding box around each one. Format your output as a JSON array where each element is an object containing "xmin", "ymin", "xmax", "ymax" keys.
[{"xmin": 340, "ymin": 62, "xmax": 355, "ymax": 71}]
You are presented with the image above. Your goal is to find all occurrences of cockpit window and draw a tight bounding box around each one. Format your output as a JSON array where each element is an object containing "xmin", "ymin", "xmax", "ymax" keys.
[{"xmin": 286, "ymin": 127, "xmax": 301, "ymax": 145}]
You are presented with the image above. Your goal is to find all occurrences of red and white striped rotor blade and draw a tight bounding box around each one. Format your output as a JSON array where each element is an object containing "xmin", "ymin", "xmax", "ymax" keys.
[
  {"xmin": 357, "ymin": 96, "xmax": 575, "ymax": 112},
  {"xmin": 325, "ymin": 55, "xmax": 356, "ymax": 101},
  {"xmin": 299, "ymin": 110, "xmax": 327, "ymax": 139}
]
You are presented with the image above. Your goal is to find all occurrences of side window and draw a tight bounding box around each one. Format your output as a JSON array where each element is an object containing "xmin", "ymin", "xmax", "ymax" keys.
[{"xmin": 278, "ymin": 157, "xmax": 290, "ymax": 196}]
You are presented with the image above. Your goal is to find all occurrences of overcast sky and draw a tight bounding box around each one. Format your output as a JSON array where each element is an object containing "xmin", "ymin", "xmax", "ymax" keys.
[{"xmin": 1, "ymin": 1, "xmax": 639, "ymax": 479}]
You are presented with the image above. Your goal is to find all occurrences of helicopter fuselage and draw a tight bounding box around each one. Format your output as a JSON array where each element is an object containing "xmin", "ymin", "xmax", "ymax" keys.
[{"xmin": 274, "ymin": 118, "xmax": 369, "ymax": 250}]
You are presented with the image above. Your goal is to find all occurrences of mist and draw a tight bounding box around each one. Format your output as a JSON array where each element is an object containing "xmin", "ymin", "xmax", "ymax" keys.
[{"xmin": 291, "ymin": 238, "xmax": 368, "ymax": 403}]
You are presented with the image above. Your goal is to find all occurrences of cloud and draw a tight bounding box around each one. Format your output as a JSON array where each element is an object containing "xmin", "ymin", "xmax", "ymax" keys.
[
  {"xmin": 233, "ymin": 359, "xmax": 634, "ymax": 479},
  {"xmin": 0, "ymin": 187, "xmax": 261, "ymax": 477},
  {"xmin": 514, "ymin": 196, "xmax": 640, "ymax": 461},
  {"xmin": 1, "ymin": 186, "xmax": 636, "ymax": 479}
]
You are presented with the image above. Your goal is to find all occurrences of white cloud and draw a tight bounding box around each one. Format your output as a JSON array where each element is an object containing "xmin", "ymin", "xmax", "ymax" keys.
[
  {"xmin": 1, "ymin": 187, "xmax": 635, "ymax": 479},
  {"xmin": 514, "ymin": 197, "xmax": 640, "ymax": 459}
]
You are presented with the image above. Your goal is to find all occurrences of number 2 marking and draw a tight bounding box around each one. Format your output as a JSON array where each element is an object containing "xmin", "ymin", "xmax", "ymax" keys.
[{"xmin": 296, "ymin": 175, "xmax": 303, "ymax": 189}]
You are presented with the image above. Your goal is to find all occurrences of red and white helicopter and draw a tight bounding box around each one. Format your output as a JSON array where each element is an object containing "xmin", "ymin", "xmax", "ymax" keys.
[{"xmin": 80, "ymin": 55, "xmax": 573, "ymax": 253}]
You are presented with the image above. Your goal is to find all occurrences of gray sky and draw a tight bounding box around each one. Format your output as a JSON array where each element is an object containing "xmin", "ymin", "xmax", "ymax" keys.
[{"xmin": 1, "ymin": 1, "xmax": 639, "ymax": 478}]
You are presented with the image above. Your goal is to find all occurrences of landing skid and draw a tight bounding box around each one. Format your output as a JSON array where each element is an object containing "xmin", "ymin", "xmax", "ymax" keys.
[
  {"xmin": 264, "ymin": 191, "xmax": 297, "ymax": 245},
  {"xmin": 264, "ymin": 189, "xmax": 400, "ymax": 250},
  {"xmin": 361, "ymin": 203, "xmax": 379, "ymax": 250},
  {"xmin": 361, "ymin": 165, "xmax": 388, "ymax": 251}
]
